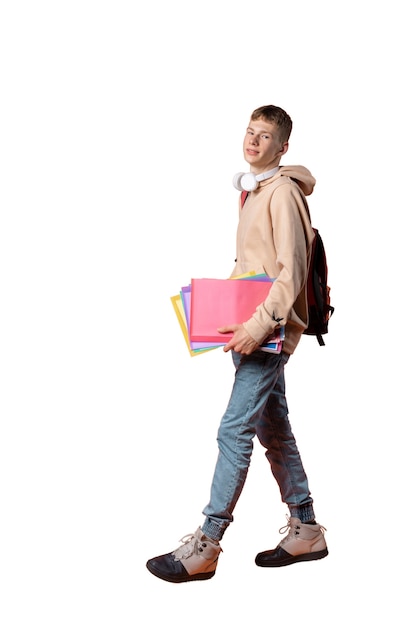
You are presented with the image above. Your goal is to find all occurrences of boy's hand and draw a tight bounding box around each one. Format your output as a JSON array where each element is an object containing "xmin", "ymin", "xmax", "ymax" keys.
[{"xmin": 217, "ymin": 324, "xmax": 259, "ymax": 355}]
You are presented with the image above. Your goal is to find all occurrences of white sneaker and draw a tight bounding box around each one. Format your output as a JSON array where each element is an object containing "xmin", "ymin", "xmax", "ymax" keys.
[
  {"xmin": 255, "ymin": 516, "xmax": 328, "ymax": 567},
  {"xmin": 146, "ymin": 527, "xmax": 222, "ymax": 583}
]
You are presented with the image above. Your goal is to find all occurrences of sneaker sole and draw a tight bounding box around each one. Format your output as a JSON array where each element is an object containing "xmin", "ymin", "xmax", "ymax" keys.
[
  {"xmin": 256, "ymin": 548, "xmax": 329, "ymax": 568},
  {"xmin": 146, "ymin": 561, "xmax": 216, "ymax": 583}
]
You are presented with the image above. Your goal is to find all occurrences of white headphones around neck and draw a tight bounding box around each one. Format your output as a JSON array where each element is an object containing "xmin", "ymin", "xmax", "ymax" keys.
[{"xmin": 232, "ymin": 167, "xmax": 279, "ymax": 192}]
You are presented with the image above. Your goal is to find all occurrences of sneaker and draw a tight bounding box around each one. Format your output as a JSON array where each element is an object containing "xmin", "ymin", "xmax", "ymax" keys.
[
  {"xmin": 255, "ymin": 516, "xmax": 328, "ymax": 567},
  {"xmin": 146, "ymin": 527, "xmax": 222, "ymax": 583}
]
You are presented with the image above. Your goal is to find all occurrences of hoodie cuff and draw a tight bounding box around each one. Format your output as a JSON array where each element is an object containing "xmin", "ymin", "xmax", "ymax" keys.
[{"xmin": 243, "ymin": 317, "xmax": 278, "ymax": 345}]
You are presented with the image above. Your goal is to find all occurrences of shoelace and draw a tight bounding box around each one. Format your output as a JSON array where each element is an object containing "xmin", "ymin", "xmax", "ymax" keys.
[
  {"xmin": 278, "ymin": 515, "xmax": 327, "ymax": 546},
  {"xmin": 279, "ymin": 515, "xmax": 292, "ymax": 536},
  {"xmin": 278, "ymin": 516, "xmax": 297, "ymax": 545},
  {"xmin": 172, "ymin": 532, "xmax": 206, "ymax": 560}
]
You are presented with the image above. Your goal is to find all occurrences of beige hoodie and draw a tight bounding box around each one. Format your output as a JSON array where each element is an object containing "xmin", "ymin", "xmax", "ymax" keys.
[{"xmin": 231, "ymin": 165, "xmax": 316, "ymax": 355}]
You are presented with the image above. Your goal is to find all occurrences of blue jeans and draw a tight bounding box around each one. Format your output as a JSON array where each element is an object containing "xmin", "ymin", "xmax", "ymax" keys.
[{"xmin": 201, "ymin": 349, "xmax": 315, "ymax": 541}]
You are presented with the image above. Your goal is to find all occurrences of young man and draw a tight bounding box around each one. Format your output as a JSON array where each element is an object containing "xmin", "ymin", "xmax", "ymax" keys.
[{"xmin": 146, "ymin": 105, "xmax": 328, "ymax": 583}]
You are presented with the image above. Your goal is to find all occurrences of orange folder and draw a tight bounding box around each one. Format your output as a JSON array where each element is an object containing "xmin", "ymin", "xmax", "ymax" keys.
[{"xmin": 189, "ymin": 278, "xmax": 273, "ymax": 342}]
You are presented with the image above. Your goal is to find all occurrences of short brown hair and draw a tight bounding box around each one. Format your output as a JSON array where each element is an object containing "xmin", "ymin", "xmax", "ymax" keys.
[{"xmin": 251, "ymin": 105, "xmax": 293, "ymax": 143}]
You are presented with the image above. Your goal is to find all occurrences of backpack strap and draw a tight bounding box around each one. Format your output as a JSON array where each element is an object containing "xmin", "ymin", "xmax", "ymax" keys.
[{"xmin": 240, "ymin": 190, "xmax": 249, "ymax": 208}]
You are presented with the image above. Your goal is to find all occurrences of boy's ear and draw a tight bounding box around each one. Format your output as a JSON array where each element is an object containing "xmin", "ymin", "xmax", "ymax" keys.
[{"xmin": 279, "ymin": 142, "xmax": 289, "ymax": 156}]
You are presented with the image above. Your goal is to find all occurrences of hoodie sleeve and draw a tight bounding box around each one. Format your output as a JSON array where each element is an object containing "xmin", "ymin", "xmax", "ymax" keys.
[{"xmin": 242, "ymin": 182, "xmax": 314, "ymax": 344}]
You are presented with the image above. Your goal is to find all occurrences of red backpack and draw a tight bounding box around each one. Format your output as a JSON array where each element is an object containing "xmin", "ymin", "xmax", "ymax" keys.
[{"xmin": 303, "ymin": 227, "xmax": 334, "ymax": 345}]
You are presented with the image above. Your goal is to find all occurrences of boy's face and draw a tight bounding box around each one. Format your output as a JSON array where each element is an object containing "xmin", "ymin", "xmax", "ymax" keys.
[{"xmin": 243, "ymin": 117, "xmax": 288, "ymax": 173}]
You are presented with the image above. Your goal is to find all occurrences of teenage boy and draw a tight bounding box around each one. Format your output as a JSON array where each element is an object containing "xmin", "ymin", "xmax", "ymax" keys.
[{"xmin": 146, "ymin": 105, "xmax": 328, "ymax": 583}]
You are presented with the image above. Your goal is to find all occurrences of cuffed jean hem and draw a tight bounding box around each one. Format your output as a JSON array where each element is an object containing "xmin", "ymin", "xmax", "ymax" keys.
[
  {"xmin": 289, "ymin": 502, "xmax": 315, "ymax": 523},
  {"xmin": 201, "ymin": 518, "xmax": 226, "ymax": 542}
]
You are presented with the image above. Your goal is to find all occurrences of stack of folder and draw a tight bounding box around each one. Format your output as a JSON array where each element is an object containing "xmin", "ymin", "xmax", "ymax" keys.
[{"xmin": 171, "ymin": 273, "xmax": 284, "ymax": 356}]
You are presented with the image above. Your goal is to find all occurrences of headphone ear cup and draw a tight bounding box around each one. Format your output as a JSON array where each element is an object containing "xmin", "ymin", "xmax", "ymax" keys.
[
  {"xmin": 233, "ymin": 172, "xmax": 259, "ymax": 192},
  {"xmin": 233, "ymin": 166, "xmax": 278, "ymax": 192},
  {"xmin": 240, "ymin": 172, "xmax": 258, "ymax": 192},
  {"xmin": 233, "ymin": 172, "xmax": 245, "ymax": 191}
]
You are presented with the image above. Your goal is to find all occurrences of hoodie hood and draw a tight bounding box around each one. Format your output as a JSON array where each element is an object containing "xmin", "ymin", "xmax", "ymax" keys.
[{"xmin": 277, "ymin": 165, "xmax": 316, "ymax": 196}]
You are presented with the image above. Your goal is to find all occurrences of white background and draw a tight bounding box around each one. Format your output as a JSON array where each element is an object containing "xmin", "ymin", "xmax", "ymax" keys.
[{"xmin": 1, "ymin": 1, "xmax": 415, "ymax": 624}]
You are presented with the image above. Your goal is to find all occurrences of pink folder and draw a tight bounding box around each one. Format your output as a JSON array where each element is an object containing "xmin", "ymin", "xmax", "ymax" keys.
[
  {"xmin": 181, "ymin": 285, "xmax": 225, "ymax": 349},
  {"xmin": 190, "ymin": 278, "xmax": 273, "ymax": 342}
]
